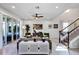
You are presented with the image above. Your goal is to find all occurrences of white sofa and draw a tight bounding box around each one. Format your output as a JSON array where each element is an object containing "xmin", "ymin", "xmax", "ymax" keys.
[{"xmin": 18, "ymin": 40, "xmax": 50, "ymax": 54}]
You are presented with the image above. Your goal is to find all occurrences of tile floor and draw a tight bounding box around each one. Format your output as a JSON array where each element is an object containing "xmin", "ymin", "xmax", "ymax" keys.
[{"xmin": 0, "ymin": 39, "xmax": 79, "ymax": 55}]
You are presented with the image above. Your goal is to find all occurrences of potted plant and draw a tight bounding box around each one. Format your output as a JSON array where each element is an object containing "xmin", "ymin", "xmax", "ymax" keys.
[{"xmin": 25, "ymin": 25, "xmax": 30, "ymax": 33}]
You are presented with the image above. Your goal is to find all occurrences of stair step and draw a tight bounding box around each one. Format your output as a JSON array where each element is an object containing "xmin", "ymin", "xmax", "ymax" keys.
[
  {"xmin": 61, "ymin": 41, "xmax": 68, "ymax": 46},
  {"xmin": 63, "ymin": 39, "xmax": 68, "ymax": 43}
]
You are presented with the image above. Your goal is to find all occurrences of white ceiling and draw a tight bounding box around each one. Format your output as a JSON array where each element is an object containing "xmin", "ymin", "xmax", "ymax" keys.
[{"xmin": 0, "ymin": 3, "xmax": 79, "ymax": 21}]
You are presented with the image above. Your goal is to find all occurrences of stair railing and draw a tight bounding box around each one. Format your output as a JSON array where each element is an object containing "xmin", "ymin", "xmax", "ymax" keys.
[{"xmin": 59, "ymin": 18, "xmax": 79, "ymax": 48}]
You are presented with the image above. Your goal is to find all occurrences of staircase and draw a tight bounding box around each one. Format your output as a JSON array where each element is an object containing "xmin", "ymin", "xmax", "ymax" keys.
[{"xmin": 59, "ymin": 18, "xmax": 79, "ymax": 48}]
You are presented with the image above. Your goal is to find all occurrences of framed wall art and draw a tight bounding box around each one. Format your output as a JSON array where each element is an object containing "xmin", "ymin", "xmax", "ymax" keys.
[
  {"xmin": 48, "ymin": 24, "xmax": 52, "ymax": 29},
  {"xmin": 33, "ymin": 24, "xmax": 43, "ymax": 30},
  {"xmin": 53, "ymin": 24, "xmax": 58, "ymax": 28}
]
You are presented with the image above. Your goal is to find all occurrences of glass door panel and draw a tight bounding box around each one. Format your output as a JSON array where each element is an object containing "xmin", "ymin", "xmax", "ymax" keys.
[
  {"xmin": 16, "ymin": 22, "xmax": 20, "ymax": 39},
  {"xmin": 2, "ymin": 15, "xmax": 6, "ymax": 46},
  {"xmin": 7, "ymin": 17, "xmax": 12, "ymax": 44},
  {"xmin": 13, "ymin": 20, "xmax": 17, "ymax": 40}
]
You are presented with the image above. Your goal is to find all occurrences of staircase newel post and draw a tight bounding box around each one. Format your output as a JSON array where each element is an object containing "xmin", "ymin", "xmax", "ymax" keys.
[
  {"xmin": 67, "ymin": 32, "xmax": 70, "ymax": 48},
  {"xmin": 59, "ymin": 31, "xmax": 61, "ymax": 43}
]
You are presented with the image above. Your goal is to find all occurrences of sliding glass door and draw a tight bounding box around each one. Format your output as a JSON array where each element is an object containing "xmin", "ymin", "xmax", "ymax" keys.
[{"xmin": 2, "ymin": 14, "xmax": 20, "ymax": 46}]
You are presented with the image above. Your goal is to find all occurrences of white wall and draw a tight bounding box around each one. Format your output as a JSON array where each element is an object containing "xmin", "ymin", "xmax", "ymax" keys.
[
  {"xmin": 21, "ymin": 19, "xmax": 60, "ymax": 40},
  {"xmin": 61, "ymin": 9, "xmax": 79, "ymax": 31},
  {"xmin": 70, "ymin": 36, "xmax": 79, "ymax": 48},
  {"xmin": 57, "ymin": 8, "xmax": 79, "ymax": 30},
  {"xmin": 21, "ymin": 8, "xmax": 79, "ymax": 41},
  {"xmin": 52, "ymin": 8, "xmax": 79, "ymax": 32},
  {"xmin": 57, "ymin": 8, "xmax": 79, "ymax": 22}
]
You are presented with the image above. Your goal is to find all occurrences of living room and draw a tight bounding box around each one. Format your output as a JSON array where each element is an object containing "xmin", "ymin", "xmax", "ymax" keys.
[{"xmin": 0, "ymin": 3, "xmax": 79, "ymax": 55}]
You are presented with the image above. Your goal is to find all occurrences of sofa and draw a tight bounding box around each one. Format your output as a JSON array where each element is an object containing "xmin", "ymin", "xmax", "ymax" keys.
[{"xmin": 17, "ymin": 38, "xmax": 52, "ymax": 55}]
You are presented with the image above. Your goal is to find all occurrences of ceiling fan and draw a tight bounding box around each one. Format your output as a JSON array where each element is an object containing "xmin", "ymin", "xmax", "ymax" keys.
[
  {"xmin": 32, "ymin": 13, "xmax": 44, "ymax": 19},
  {"xmin": 32, "ymin": 6, "xmax": 44, "ymax": 19}
]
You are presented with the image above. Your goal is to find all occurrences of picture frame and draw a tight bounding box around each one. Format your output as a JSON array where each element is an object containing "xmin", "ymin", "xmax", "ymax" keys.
[
  {"xmin": 48, "ymin": 24, "xmax": 52, "ymax": 29},
  {"xmin": 33, "ymin": 24, "xmax": 43, "ymax": 30},
  {"xmin": 53, "ymin": 24, "xmax": 58, "ymax": 28}
]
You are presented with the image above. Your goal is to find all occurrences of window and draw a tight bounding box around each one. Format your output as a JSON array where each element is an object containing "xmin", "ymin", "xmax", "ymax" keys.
[{"xmin": 63, "ymin": 22, "xmax": 69, "ymax": 32}]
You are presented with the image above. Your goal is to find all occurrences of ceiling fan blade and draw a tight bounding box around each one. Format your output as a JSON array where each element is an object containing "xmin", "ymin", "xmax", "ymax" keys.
[
  {"xmin": 38, "ymin": 15, "xmax": 44, "ymax": 17},
  {"xmin": 32, "ymin": 12, "xmax": 44, "ymax": 19}
]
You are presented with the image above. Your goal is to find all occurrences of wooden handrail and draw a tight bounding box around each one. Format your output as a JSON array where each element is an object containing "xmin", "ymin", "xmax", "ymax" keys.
[
  {"xmin": 69, "ymin": 26, "xmax": 79, "ymax": 33},
  {"xmin": 60, "ymin": 18, "xmax": 79, "ymax": 32}
]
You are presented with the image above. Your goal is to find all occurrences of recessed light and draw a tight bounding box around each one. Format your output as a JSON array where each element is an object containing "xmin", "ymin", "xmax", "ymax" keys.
[
  {"xmin": 12, "ymin": 6, "xmax": 15, "ymax": 9},
  {"xmin": 56, "ymin": 6, "xmax": 58, "ymax": 8},
  {"xmin": 65, "ymin": 9, "xmax": 70, "ymax": 13}
]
